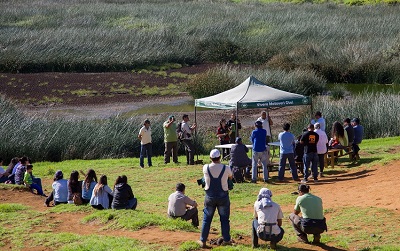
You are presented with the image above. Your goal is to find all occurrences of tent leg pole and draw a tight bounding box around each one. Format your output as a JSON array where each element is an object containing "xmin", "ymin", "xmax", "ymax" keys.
[{"xmin": 236, "ymin": 104, "xmax": 239, "ymax": 139}]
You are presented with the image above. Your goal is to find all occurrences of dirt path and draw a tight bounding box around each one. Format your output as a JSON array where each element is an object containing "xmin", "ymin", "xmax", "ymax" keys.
[{"xmin": 1, "ymin": 161, "xmax": 399, "ymax": 250}]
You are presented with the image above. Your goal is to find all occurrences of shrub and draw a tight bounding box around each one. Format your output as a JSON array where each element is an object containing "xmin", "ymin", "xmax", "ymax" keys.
[{"xmin": 183, "ymin": 66, "xmax": 236, "ymax": 99}]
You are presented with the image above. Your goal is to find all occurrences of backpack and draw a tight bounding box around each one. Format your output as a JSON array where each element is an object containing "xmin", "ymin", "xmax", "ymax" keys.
[
  {"xmin": 72, "ymin": 193, "xmax": 83, "ymax": 206},
  {"xmin": 176, "ymin": 122, "xmax": 184, "ymax": 141},
  {"xmin": 232, "ymin": 166, "xmax": 244, "ymax": 183}
]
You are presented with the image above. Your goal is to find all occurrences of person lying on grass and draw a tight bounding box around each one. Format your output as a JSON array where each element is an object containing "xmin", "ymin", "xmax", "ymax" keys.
[
  {"xmin": 90, "ymin": 175, "xmax": 113, "ymax": 210},
  {"xmin": 24, "ymin": 164, "xmax": 46, "ymax": 196},
  {"xmin": 111, "ymin": 175, "xmax": 137, "ymax": 210},
  {"xmin": 45, "ymin": 170, "xmax": 68, "ymax": 207}
]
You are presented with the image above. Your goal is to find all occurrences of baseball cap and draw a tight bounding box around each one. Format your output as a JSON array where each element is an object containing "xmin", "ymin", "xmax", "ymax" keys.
[
  {"xmin": 209, "ymin": 149, "xmax": 221, "ymax": 158},
  {"xmin": 255, "ymin": 121, "xmax": 263, "ymax": 126},
  {"xmin": 168, "ymin": 115, "xmax": 174, "ymax": 119}
]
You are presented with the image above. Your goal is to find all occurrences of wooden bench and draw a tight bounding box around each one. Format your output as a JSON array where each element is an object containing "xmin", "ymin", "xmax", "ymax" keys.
[{"xmin": 324, "ymin": 147, "xmax": 353, "ymax": 168}]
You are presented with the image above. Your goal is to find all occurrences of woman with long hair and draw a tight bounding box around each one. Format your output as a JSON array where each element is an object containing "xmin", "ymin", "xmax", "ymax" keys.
[
  {"xmin": 111, "ymin": 175, "xmax": 137, "ymax": 210},
  {"xmin": 216, "ymin": 118, "xmax": 230, "ymax": 158},
  {"xmin": 329, "ymin": 121, "xmax": 348, "ymax": 149},
  {"xmin": 67, "ymin": 170, "xmax": 82, "ymax": 204},
  {"xmin": 90, "ymin": 175, "xmax": 113, "ymax": 210},
  {"xmin": 81, "ymin": 169, "xmax": 97, "ymax": 204}
]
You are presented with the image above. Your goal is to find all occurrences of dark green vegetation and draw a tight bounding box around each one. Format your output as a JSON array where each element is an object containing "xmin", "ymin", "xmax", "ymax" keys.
[
  {"xmin": 3, "ymin": 87, "xmax": 400, "ymax": 162},
  {"xmin": 1, "ymin": 0, "xmax": 400, "ymax": 85}
]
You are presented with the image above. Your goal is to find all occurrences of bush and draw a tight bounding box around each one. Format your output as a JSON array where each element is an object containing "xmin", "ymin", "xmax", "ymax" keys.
[{"xmin": 183, "ymin": 66, "xmax": 237, "ymax": 99}]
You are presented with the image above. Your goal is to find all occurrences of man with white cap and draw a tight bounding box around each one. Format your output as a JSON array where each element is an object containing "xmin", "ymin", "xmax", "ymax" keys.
[
  {"xmin": 252, "ymin": 188, "xmax": 285, "ymax": 249},
  {"xmin": 198, "ymin": 149, "xmax": 233, "ymax": 248}
]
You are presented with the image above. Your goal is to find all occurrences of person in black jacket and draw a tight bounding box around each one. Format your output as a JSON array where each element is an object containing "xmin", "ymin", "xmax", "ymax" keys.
[{"xmin": 111, "ymin": 175, "xmax": 137, "ymax": 210}]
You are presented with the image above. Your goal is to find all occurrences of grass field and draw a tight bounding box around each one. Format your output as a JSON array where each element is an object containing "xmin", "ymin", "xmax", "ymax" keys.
[{"xmin": 1, "ymin": 136, "xmax": 400, "ymax": 250}]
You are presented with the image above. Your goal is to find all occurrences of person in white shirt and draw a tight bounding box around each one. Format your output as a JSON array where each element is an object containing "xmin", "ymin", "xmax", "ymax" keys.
[
  {"xmin": 252, "ymin": 188, "xmax": 284, "ymax": 249},
  {"xmin": 181, "ymin": 114, "xmax": 196, "ymax": 165},
  {"xmin": 198, "ymin": 149, "xmax": 233, "ymax": 248},
  {"xmin": 314, "ymin": 123, "xmax": 328, "ymax": 177},
  {"xmin": 138, "ymin": 119, "xmax": 152, "ymax": 168},
  {"xmin": 311, "ymin": 111, "xmax": 326, "ymax": 132},
  {"xmin": 257, "ymin": 111, "xmax": 273, "ymax": 143},
  {"xmin": 167, "ymin": 183, "xmax": 198, "ymax": 227}
]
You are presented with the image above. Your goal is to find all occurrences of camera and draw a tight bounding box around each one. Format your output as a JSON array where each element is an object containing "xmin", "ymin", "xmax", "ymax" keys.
[{"xmin": 197, "ymin": 177, "xmax": 205, "ymax": 188}]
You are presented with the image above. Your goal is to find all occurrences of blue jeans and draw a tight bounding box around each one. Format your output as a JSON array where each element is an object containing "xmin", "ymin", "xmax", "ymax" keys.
[
  {"xmin": 278, "ymin": 153, "xmax": 299, "ymax": 180},
  {"xmin": 30, "ymin": 183, "xmax": 44, "ymax": 195},
  {"xmin": 200, "ymin": 195, "xmax": 231, "ymax": 242},
  {"xmin": 303, "ymin": 152, "xmax": 318, "ymax": 180},
  {"xmin": 140, "ymin": 143, "xmax": 152, "ymax": 167},
  {"xmin": 252, "ymin": 151, "xmax": 269, "ymax": 181}
]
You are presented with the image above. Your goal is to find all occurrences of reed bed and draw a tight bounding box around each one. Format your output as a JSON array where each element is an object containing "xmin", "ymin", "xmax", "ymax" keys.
[
  {"xmin": 290, "ymin": 92, "xmax": 400, "ymax": 139},
  {"xmin": 0, "ymin": 0, "xmax": 399, "ymax": 84}
]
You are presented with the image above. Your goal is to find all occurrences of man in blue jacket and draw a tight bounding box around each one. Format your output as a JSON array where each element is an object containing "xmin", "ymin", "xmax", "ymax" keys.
[{"xmin": 251, "ymin": 121, "xmax": 269, "ymax": 183}]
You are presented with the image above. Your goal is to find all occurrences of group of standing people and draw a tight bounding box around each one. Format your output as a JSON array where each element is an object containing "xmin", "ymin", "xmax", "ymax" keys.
[
  {"xmin": 277, "ymin": 111, "xmax": 364, "ymax": 183},
  {"xmin": 138, "ymin": 114, "xmax": 197, "ymax": 168},
  {"xmin": 43, "ymin": 168, "xmax": 137, "ymax": 210}
]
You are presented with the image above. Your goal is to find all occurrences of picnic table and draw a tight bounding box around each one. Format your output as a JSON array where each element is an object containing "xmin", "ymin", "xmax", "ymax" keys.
[{"xmin": 324, "ymin": 147, "xmax": 353, "ymax": 168}]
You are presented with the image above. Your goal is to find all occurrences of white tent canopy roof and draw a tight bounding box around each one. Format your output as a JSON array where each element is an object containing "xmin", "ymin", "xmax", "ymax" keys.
[{"xmin": 195, "ymin": 76, "xmax": 311, "ymax": 110}]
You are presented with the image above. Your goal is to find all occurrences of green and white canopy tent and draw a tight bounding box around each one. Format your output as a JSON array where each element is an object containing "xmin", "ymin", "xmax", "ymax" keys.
[{"xmin": 194, "ymin": 76, "xmax": 312, "ymax": 138}]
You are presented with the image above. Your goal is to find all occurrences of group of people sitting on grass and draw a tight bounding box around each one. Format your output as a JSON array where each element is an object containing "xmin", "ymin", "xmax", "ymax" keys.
[
  {"xmin": 0, "ymin": 156, "xmax": 46, "ymax": 196},
  {"xmin": 0, "ymin": 157, "xmax": 137, "ymax": 210},
  {"xmin": 44, "ymin": 169, "xmax": 137, "ymax": 210}
]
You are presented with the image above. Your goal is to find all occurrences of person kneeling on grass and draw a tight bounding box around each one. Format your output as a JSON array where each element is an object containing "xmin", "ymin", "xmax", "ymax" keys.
[
  {"xmin": 289, "ymin": 184, "xmax": 327, "ymax": 244},
  {"xmin": 90, "ymin": 175, "xmax": 113, "ymax": 210},
  {"xmin": 111, "ymin": 175, "xmax": 137, "ymax": 210},
  {"xmin": 168, "ymin": 183, "xmax": 199, "ymax": 227},
  {"xmin": 45, "ymin": 170, "xmax": 68, "ymax": 207},
  {"xmin": 252, "ymin": 188, "xmax": 284, "ymax": 249},
  {"xmin": 24, "ymin": 164, "xmax": 46, "ymax": 196}
]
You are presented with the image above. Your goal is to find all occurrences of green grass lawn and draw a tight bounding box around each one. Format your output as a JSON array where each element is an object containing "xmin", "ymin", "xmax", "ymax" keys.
[{"xmin": 1, "ymin": 136, "xmax": 400, "ymax": 250}]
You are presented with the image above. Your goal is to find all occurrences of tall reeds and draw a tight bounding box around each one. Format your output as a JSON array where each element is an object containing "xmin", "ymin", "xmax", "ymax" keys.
[{"xmin": 0, "ymin": 1, "xmax": 399, "ymax": 84}]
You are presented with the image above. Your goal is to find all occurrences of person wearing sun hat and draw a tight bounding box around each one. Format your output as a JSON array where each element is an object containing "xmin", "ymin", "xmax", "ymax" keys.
[
  {"xmin": 252, "ymin": 188, "xmax": 285, "ymax": 249},
  {"xmin": 44, "ymin": 170, "xmax": 68, "ymax": 207},
  {"xmin": 163, "ymin": 115, "xmax": 179, "ymax": 164},
  {"xmin": 198, "ymin": 149, "xmax": 233, "ymax": 248}
]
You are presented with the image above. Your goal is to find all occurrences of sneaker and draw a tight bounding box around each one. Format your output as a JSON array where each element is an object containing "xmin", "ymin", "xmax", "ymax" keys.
[
  {"xmin": 301, "ymin": 179, "xmax": 308, "ymax": 183},
  {"xmin": 319, "ymin": 173, "xmax": 324, "ymax": 178},
  {"xmin": 313, "ymin": 234, "xmax": 321, "ymax": 244},
  {"xmin": 313, "ymin": 177, "xmax": 318, "ymax": 183},
  {"xmin": 221, "ymin": 240, "xmax": 234, "ymax": 246},
  {"xmin": 270, "ymin": 241, "xmax": 277, "ymax": 249},
  {"xmin": 196, "ymin": 240, "xmax": 207, "ymax": 248},
  {"xmin": 297, "ymin": 234, "xmax": 309, "ymax": 243},
  {"xmin": 140, "ymin": 166, "xmax": 144, "ymax": 169}
]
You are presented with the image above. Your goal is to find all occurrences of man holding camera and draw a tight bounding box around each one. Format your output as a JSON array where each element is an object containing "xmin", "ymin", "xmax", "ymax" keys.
[
  {"xmin": 181, "ymin": 114, "xmax": 196, "ymax": 165},
  {"xmin": 163, "ymin": 115, "xmax": 179, "ymax": 164},
  {"xmin": 198, "ymin": 149, "xmax": 233, "ymax": 248}
]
